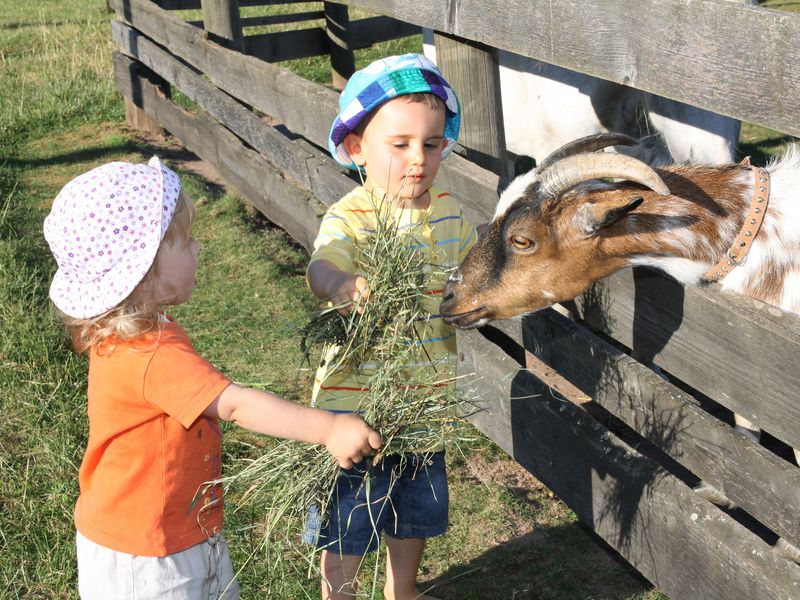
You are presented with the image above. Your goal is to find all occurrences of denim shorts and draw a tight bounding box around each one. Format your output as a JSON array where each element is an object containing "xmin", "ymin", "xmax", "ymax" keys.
[{"xmin": 303, "ymin": 451, "xmax": 449, "ymax": 554}]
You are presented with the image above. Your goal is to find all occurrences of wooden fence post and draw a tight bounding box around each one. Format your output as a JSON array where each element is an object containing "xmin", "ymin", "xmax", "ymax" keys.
[
  {"xmin": 123, "ymin": 59, "xmax": 169, "ymax": 136},
  {"xmin": 324, "ymin": 2, "xmax": 355, "ymax": 90},
  {"xmin": 200, "ymin": 0, "xmax": 244, "ymax": 52},
  {"xmin": 433, "ymin": 32, "xmax": 512, "ymax": 179}
]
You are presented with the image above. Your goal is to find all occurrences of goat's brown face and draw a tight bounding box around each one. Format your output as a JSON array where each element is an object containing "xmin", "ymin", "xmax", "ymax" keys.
[
  {"xmin": 440, "ymin": 191, "xmax": 641, "ymax": 328},
  {"xmin": 440, "ymin": 132, "xmax": 670, "ymax": 328}
]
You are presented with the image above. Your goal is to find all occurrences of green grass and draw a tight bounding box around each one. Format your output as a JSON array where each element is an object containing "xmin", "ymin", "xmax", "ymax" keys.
[{"xmin": 8, "ymin": 1, "xmax": 772, "ymax": 598}]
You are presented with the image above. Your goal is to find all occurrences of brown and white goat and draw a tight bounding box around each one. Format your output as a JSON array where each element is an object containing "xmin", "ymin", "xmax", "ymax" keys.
[
  {"xmin": 441, "ymin": 133, "xmax": 800, "ymax": 326},
  {"xmin": 440, "ymin": 133, "xmax": 800, "ymax": 559}
]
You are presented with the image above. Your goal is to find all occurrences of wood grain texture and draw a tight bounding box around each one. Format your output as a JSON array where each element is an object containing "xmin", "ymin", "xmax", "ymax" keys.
[
  {"xmin": 329, "ymin": 0, "xmax": 800, "ymax": 136},
  {"xmin": 434, "ymin": 33, "xmax": 510, "ymax": 177},
  {"xmin": 521, "ymin": 307, "xmax": 800, "ymax": 551},
  {"xmin": 458, "ymin": 318, "xmax": 800, "ymax": 600},
  {"xmin": 200, "ymin": 0, "xmax": 244, "ymax": 52},
  {"xmin": 573, "ymin": 267, "xmax": 800, "ymax": 452},
  {"xmin": 114, "ymin": 52, "xmax": 324, "ymax": 249}
]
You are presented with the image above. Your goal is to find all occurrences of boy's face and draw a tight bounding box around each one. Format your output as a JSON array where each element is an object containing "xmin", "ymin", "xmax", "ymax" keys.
[{"xmin": 345, "ymin": 97, "xmax": 448, "ymax": 204}]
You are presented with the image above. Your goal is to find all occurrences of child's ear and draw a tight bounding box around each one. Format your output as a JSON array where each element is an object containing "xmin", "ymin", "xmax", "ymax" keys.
[{"xmin": 343, "ymin": 133, "xmax": 365, "ymax": 167}]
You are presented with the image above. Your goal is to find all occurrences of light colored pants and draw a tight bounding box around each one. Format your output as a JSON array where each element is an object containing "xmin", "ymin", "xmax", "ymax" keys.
[{"xmin": 76, "ymin": 531, "xmax": 240, "ymax": 599}]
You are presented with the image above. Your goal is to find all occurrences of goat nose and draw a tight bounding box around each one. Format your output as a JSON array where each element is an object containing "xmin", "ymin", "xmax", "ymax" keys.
[{"xmin": 441, "ymin": 283, "xmax": 456, "ymax": 303}]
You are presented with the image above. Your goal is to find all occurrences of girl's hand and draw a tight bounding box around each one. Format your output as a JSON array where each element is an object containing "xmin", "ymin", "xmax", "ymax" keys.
[
  {"xmin": 325, "ymin": 413, "xmax": 383, "ymax": 469},
  {"xmin": 331, "ymin": 274, "xmax": 370, "ymax": 315}
]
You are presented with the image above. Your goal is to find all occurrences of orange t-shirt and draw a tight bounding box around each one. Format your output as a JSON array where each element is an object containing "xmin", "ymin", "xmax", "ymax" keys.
[{"xmin": 74, "ymin": 317, "xmax": 231, "ymax": 557}]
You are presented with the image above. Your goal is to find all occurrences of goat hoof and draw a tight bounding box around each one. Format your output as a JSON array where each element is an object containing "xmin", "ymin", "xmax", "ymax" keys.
[{"xmin": 774, "ymin": 538, "xmax": 800, "ymax": 564}]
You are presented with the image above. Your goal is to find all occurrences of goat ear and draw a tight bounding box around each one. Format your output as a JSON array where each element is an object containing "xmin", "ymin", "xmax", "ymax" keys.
[{"xmin": 575, "ymin": 196, "xmax": 644, "ymax": 237}]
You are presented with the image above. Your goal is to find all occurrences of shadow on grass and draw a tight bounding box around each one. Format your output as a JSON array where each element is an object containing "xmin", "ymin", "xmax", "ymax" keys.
[
  {"xmin": 739, "ymin": 132, "xmax": 799, "ymax": 165},
  {"xmin": 422, "ymin": 521, "xmax": 652, "ymax": 600},
  {"xmin": 6, "ymin": 135, "xmax": 218, "ymax": 189}
]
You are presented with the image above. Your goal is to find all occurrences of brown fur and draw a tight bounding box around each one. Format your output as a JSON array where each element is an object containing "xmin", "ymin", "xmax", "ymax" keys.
[{"xmin": 441, "ymin": 165, "xmax": 753, "ymax": 326}]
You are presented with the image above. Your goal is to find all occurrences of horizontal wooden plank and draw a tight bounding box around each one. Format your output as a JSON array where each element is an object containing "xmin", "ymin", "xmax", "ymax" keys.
[
  {"xmin": 108, "ymin": 0, "xmax": 502, "ymax": 213},
  {"xmin": 519, "ymin": 308, "xmax": 800, "ymax": 550},
  {"xmin": 155, "ymin": 0, "xmax": 313, "ymax": 10},
  {"xmin": 112, "ymin": 20, "xmax": 355, "ymax": 208},
  {"xmin": 331, "ymin": 0, "xmax": 800, "ymax": 137},
  {"xmin": 572, "ymin": 266, "xmax": 800, "ymax": 453},
  {"xmin": 458, "ymin": 319, "xmax": 800, "ymax": 600},
  {"xmin": 187, "ymin": 11, "xmax": 326, "ymax": 29},
  {"xmin": 245, "ymin": 27, "xmax": 328, "ymax": 62},
  {"xmin": 349, "ymin": 15, "xmax": 420, "ymax": 47},
  {"xmin": 113, "ymin": 52, "xmax": 324, "ymax": 250},
  {"xmin": 190, "ymin": 16, "xmax": 418, "ymax": 62}
]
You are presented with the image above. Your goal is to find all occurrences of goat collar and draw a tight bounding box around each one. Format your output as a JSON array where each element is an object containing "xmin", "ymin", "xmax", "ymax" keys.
[{"xmin": 702, "ymin": 164, "xmax": 771, "ymax": 283}]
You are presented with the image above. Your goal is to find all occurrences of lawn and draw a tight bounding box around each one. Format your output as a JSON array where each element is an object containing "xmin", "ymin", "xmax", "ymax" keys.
[{"xmin": 10, "ymin": 1, "xmax": 795, "ymax": 599}]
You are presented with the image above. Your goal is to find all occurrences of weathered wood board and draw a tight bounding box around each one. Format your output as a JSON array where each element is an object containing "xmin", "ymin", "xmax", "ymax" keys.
[
  {"xmin": 519, "ymin": 307, "xmax": 800, "ymax": 551},
  {"xmin": 114, "ymin": 53, "xmax": 326, "ymax": 249},
  {"xmin": 572, "ymin": 267, "xmax": 800, "ymax": 452},
  {"xmin": 458, "ymin": 318, "xmax": 800, "ymax": 600},
  {"xmin": 331, "ymin": 0, "xmax": 800, "ymax": 137}
]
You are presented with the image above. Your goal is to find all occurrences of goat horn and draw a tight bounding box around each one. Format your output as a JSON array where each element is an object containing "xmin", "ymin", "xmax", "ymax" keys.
[
  {"xmin": 535, "ymin": 133, "xmax": 639, "ymax": 174},
  {"xmin": 538, "ymin": 152, "xmax": 671, "ymax": 199}
]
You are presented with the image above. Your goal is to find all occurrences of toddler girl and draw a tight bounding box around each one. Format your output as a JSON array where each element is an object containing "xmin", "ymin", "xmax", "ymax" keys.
[{"xmin": 44, "ymin": 157, "xmax": 381, "ymax": 599}]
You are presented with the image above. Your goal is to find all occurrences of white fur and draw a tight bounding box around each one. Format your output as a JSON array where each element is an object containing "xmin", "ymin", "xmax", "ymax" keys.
[
  {"xmin": 628, "ymin": 256, "xmax": 710, "ymax": 285},
  {"xmin": 423, "ymin": 32, "xmax": 739, "ymax": 168},
  {"xmin": 494, "ymin": 169, "xmax": 537, "ymax": 219},
  {"xmin": 717, "ymin": 147, "xmax": 800, "ymax": 312}
]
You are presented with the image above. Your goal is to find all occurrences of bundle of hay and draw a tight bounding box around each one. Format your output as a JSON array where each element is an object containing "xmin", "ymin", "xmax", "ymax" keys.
[{"xmin": 215, "ymin": 194, "xmax": 478, "ymax": 585}]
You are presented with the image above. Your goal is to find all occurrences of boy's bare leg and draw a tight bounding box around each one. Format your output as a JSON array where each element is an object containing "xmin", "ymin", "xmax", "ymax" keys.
[
  {"xmin": 320, "ymin": 550, "xmax": 362, "ymax": 600},
  {"xmin": 383, "ymin": 536, "xmax": 438, "ymax": 600}
]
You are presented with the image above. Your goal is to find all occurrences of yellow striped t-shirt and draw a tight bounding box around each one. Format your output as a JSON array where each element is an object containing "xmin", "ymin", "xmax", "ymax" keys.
[{"xmin": 308, "ymin": 185, "xmax": 477, "ymax": 413}]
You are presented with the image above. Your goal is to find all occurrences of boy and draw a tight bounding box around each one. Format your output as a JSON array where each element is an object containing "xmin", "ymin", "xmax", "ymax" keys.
[{"xmin": 306, "ymin": 54, "xmax": 477, "ymax": 600}]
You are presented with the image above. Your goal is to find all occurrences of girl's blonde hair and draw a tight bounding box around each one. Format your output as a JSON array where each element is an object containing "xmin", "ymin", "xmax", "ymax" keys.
[{"xmin": 63, "ymin": 190, "xmax": 196, "ymax": 354}]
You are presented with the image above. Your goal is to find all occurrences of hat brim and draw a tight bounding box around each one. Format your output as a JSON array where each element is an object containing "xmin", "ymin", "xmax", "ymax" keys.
[
  {"xmin": 49, "ymin": 252, "xmax": 157, "ymax": 319},
  {"xmin": 47, "ymin": 157, "xmax": 181, "ymax": 319},
  {"xmin": 328, "ymin": 66, "xmax": 461, "ymax": 171}
]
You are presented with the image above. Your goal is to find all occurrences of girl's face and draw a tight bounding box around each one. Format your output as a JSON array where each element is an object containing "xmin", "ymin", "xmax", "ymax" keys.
[
  {"xmin": 152, "ymin": 234, "xmax": 200, "ymax": 306},
  {"xmin": 345, "ymin": 97, "xmax": 447, "ymax": 207}
]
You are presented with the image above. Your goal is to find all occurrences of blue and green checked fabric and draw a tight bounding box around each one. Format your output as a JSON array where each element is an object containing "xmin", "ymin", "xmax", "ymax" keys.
[{"xmin": 328, "ymin": 53, "xmax": 461, "ymax": 170}]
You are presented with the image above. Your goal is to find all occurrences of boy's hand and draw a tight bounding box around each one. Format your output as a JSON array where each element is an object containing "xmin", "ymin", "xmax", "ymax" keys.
[
  {"xmin": 331, "ymin": 274, "xmax": 370, "ymax": 315},
  {"xmin": 325, "ymin": 413, "xmax": 382, "ymax": 469}
]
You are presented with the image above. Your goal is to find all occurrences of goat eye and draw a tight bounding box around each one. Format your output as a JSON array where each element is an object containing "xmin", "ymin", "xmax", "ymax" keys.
[{"xmin": 510, "ymin": 235, "xmax": 534, "ymax": 250}]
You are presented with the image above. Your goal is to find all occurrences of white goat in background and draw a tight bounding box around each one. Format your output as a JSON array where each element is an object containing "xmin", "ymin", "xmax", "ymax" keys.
[{"xmin": 422, "ymin": 31, "xmax": 741, "ymax": 166}]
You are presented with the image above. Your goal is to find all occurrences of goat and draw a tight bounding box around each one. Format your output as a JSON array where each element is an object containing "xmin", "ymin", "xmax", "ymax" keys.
[
  {"xmin": 441, "ymin": 133, "xmax": 800, "ymax": 326},
  {"xmin": 439, "ymin": 132, "xmax": 800, "ymax": 561}
]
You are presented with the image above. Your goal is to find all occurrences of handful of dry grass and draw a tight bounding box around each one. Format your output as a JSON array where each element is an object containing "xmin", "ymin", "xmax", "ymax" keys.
[
  {"xmin": 300, "ymin": 197, "xmax": 428, "ymax": 374},
  {"xmin": 218, "ymin": 193, "xmax": 478, "ymax": 587}
]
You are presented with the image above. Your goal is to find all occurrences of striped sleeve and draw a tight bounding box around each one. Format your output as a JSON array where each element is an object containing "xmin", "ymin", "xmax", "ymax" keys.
[{"xmin": 308, "ymin": 204, "xmax": 356, "ymax": 274}]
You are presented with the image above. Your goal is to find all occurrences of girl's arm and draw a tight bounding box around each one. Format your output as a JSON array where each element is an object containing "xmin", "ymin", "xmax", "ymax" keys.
[
  {"xmin": 205, "ymin": 383, "xmax": 382, "ymax": 468},
  {"xmin": 308, "ymin": 259, "xmax": 370, "ymax": 314}
]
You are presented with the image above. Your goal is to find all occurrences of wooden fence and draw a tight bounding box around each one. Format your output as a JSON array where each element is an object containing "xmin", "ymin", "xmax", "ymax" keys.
[{"xmin": 109, "ymin": 1, "xmax": 800, "ymax": 597}]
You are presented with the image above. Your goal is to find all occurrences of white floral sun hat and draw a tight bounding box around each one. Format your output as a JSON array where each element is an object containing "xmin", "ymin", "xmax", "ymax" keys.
[{"xmin": 43, "ymin": 156, "xmax": 181, "ymax": 319}]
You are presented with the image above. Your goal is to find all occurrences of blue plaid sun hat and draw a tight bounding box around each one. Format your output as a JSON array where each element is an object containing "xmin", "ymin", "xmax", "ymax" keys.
[{"xmin": 328, "ymin": 53, "xmax": 461, "ymax": 170}]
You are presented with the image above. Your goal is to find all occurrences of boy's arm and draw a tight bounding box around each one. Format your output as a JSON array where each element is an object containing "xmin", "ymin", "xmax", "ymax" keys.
[
  {"xmin": 205, "ymin": 383, "xmax": 382, "ymax": 468},
  {"xmin": 308, "ymin": 259, "xmax": 370, "ymax": 314}
]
